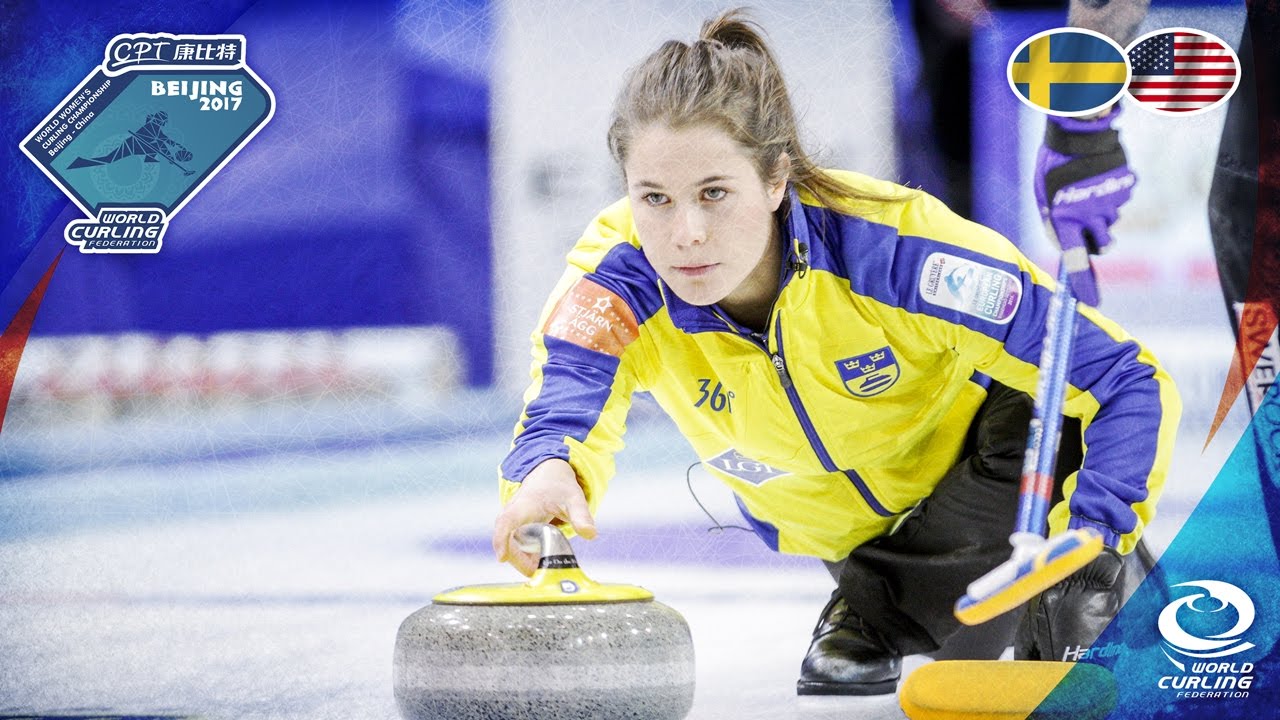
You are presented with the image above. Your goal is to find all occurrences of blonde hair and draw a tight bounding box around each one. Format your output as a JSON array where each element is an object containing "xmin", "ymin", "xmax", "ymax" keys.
[{"xmin": 606, "ymin": 8, "xmax": 906, "ymax": 212}]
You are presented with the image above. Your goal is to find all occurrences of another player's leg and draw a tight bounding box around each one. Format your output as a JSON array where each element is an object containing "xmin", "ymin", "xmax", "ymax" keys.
[{"xmin": 1207, "ymin": 22, "xmax": 1280, "ymax": 574}]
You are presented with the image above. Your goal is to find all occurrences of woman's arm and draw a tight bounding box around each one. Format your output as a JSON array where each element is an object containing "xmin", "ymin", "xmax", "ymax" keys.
[{"xmin": 492, "ymin": 200, "xmax": 660, "ymax": 574}]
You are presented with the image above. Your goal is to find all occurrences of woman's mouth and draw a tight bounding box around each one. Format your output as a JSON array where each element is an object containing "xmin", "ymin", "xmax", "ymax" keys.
[{"xmin": 673, "ymin": 264, "xmax": 718, "ymax": 277}]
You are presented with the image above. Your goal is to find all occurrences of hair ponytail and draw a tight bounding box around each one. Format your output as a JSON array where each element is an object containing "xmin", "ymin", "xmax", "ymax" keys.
[
  {"xmin": 699, "ymin": 10, "xmax": 777, "ymax": 64},
  {"xmin": 607, "ymin": 8, "xmax": 908, "ymax": 213}
]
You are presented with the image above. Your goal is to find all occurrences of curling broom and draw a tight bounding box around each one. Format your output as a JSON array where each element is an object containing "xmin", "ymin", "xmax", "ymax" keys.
[
  {"xmin": 953, "ymin": 257, "xmax": 1104, "ymax": 626},
  {"xmin": 900, "ymin": 659, "xmax": 1117, "ymax": 720}
]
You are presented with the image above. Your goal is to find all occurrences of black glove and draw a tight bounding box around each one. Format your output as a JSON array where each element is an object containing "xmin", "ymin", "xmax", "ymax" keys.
[{"xmin": 1014, "ymin": 546, "xmax": 1124, "ymax": 662}]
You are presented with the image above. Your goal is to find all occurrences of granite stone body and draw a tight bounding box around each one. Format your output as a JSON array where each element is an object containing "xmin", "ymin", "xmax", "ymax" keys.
[{"xmin": 393, "ymin": 599, "xmax": 696, "ymax": 720}]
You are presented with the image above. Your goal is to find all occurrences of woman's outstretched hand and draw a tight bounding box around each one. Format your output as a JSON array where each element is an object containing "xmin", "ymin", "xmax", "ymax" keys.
[{"xmin": 492, "ymin": 459, "xmax": 597, "ymax": 576}]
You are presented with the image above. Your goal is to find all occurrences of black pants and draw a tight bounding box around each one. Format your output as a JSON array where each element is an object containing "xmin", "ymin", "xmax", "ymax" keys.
[{"xmin": 827, "ymin": 380, "xmax": 1083, "ymax": 657}]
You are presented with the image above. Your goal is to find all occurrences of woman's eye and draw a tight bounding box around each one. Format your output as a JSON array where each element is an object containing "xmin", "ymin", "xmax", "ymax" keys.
[
  {"xmin": 643, "ymin": 192, "xmax": 669, "ymax": 206},
  {"xmin": 703, "ymin": 188, "xmax": 727, "ymax": 201}
]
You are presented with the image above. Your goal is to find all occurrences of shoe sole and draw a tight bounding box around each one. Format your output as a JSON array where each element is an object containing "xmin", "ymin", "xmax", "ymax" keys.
[{"xmin": 796, "ymin": 678, "xmax": 899, "ymax": 696}]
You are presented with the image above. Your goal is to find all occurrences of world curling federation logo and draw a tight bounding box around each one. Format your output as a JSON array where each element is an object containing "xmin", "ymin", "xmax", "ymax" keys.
[
  {"xmin": 1157, "ymin": 580, "xmax": 1257, "ymax": 700},
  {"xmin": 20, "ymin": 33, "xmax": 274, "ymax": 254}
]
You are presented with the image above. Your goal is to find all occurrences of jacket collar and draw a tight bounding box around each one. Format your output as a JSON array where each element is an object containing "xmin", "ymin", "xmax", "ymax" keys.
[{"xmin": 661, "ymin": 185, "xmax": 813, "ymax": 335}]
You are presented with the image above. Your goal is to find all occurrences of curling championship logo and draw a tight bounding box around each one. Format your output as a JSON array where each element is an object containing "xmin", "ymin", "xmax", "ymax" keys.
[
  {"xmin": 1157, "ymin": 580, "xmax": 1257, "ymax": 700},
  {"xmin": 20, "ymin": 33, "xmax": 275, "ymax": 254}
]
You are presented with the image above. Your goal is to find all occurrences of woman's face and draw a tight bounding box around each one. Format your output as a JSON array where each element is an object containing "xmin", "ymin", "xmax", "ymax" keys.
[{"xmin": 624, "ymin": 123, "xmax": 787, "ymax": 311}]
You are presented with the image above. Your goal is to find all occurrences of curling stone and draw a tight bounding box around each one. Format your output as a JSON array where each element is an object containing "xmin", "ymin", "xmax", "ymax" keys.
[{"xmin": 394, "ymin": 523, "xmax": 696, "ymax": 720}]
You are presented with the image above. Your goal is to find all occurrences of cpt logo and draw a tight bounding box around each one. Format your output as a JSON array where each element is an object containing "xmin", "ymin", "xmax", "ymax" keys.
[
  {"xmin": 1158, "ymin": 580, "xmax": 1256, "ymax": 672},
  {"xmin": 836, "ymin": 346, "xmax": 899, "ymax": 398}
]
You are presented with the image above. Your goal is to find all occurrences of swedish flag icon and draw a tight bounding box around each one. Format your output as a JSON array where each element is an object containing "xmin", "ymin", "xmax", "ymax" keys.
[{"xmin": 1008, "ymin": 28, "xmax": 1129, "ymax": 115}]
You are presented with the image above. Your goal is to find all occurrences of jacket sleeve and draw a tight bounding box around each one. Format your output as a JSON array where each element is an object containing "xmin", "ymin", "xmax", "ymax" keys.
[
  {"xmin": 498, "ymin": 202, "xmax": 655, "ymax": 527},
  {"xmin": 857, "ymin": 190, "xmax": 1181, "ymax": 554}
]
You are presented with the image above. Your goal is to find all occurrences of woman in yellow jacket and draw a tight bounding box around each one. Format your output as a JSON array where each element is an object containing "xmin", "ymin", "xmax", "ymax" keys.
[{"xmin": 491, "ymin": 9, "xmax": 1179, "ymax": 696}]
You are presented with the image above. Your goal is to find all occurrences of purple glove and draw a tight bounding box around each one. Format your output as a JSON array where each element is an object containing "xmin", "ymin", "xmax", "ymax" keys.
[{"xmin": 1034, "ymin": 107, "xmax": 1137, "ymax": 307}]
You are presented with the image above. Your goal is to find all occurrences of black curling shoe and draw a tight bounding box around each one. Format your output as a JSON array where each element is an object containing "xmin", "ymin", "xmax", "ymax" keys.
[{"xmin": 796, "ymin": 590, "xmax": 902, "ymax": 696}]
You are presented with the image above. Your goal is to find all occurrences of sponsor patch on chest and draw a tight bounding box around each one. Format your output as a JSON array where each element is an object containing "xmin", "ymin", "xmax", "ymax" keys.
[
  {"xmin": 918, "ymin": 252, "xmax": 1022, "ymax": 324},
  {"xmin": 704, "ymin": 448, "xmax": 789, "ymax": 486}
]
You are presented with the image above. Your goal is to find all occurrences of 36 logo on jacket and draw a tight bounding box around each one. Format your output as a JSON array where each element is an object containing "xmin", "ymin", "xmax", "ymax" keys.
[{"xmin": 836, "ymin": 346, "xmax": 899, "ymax": 398}]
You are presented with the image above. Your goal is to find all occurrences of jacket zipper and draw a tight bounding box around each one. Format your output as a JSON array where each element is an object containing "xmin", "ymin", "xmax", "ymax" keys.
[
  {"xmin": 769, "ymin": 316, "xmax": 894, "ymax": 518},
  {"xmin": 705, "ymin": 234, "xmax": 893, "ymax": 518}
]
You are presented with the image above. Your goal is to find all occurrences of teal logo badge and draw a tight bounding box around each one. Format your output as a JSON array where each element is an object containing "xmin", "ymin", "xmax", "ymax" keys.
[
  {"xmin": 20, "ymin": 34, "xmax": 275, "ymax": 254},
  {"xmin": 836, "ymin": 346, "xmax": 900, "ymax": 398}
]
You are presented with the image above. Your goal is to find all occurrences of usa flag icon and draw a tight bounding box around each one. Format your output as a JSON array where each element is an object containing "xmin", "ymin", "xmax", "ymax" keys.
[{"xmin": 1126, "ymin": 28, "xmax": 1241, "ymax": 115}]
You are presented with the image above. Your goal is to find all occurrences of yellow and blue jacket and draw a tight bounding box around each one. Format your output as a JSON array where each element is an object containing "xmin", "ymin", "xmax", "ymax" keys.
[{"xmin": 500, "ymin": 171, "xmax": 1180, "ymax": 561}]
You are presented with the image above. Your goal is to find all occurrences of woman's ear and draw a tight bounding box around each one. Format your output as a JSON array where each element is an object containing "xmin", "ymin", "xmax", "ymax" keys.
[{"xmin": 767, "ymin": 152, "xmax": 791, "ymax": 210}]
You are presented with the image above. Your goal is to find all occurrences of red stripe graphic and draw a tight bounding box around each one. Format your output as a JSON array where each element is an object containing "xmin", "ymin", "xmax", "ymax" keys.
[
  {"xmin": 0, "ymin": 252, "xmax": 63, "ymax": 433},
  {"xmin": 1206, "ymin": 9, "xmax": 1280, "ymax": 446}
]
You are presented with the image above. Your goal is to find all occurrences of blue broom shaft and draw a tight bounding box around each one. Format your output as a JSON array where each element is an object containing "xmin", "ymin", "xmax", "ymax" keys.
[{"xmin": 1015, "ymin": 262, "xmax": 1078, "ymax": 536}]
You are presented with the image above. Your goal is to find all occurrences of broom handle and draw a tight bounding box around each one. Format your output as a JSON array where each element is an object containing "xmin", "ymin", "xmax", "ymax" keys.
[{"xmin": 1014, "ymin": 260, "xmax": 1078, "ymax": 537}]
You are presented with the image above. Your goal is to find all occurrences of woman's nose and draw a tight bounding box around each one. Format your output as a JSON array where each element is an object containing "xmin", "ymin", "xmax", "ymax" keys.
[{"xmin": 675, "ymin": 207, "xmax": 707, "ymax": 246}]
